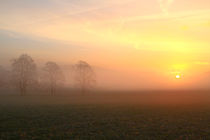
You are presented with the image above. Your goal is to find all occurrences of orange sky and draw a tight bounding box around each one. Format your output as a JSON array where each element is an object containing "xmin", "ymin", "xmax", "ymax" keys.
[{"xmin": 0, "ymin": 0, "xmax": 210, "ymax": 89}]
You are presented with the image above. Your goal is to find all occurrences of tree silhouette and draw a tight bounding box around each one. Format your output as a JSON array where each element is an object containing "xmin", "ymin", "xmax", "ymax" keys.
[
  {"xmin": 43, "ymin": 61, "xmax": 65, "ymax": 95},
  {"xmin": 11, "ymin": 54, "xmax": 37, "ymax": 95},
  {"xmin": 74, "ymin": 60, "xmax": 96, "ymax": 93},
  {"xmin": 0, "ymin": 66, "xmax": 10, "ymax": 88}
]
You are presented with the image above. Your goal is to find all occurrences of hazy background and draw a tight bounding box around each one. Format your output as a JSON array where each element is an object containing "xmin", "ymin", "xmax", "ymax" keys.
[{"xmin": 1, "ymin": 0, "xmax": 210, "ymax": 90}]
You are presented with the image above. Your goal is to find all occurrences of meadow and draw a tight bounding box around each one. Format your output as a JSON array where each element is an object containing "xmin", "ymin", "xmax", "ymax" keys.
[{"xmin": 0, "ymin": 91, "xmax": 210, "ymax": 140}]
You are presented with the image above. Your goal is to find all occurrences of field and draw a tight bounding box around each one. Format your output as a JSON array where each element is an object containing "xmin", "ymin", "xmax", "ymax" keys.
[{"xmin": 0, "ymin": 91, "xmax": 210, "ymax": 140}]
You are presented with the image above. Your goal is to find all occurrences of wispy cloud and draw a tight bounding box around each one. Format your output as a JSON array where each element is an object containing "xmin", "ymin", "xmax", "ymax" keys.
[
  {"xmin": 194, "ymin": 61, "xmax": 210, "ymax": 66},
  {"xmin": 1, "ymin": 0, "xmax": 210, "ymax": 53},
  {"xmin": 158, "ymin": 0, "xmax": 174, "ymax": 14}
]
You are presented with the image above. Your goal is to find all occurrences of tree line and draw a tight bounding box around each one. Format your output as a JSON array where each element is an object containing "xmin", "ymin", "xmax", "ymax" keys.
[{"xmin": 0, "ymin": 54, "xmax": 96, "ymax": 95}]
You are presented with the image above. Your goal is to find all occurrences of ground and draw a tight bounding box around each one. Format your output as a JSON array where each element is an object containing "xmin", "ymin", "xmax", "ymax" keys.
[{"xmin": 0, "ymin": 91, "xmax": 210, "ymax": 140}]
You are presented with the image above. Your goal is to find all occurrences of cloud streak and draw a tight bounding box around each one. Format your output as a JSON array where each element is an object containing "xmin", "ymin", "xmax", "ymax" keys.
[{"xmin": 158, "ymin": 0, "xmax": 174, "ymax": 14}]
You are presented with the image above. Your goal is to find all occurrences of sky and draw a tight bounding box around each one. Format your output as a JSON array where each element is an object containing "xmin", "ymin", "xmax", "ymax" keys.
[{"xmin": 0, "ymin": 0, "xmax": 210, "ymax": 90}]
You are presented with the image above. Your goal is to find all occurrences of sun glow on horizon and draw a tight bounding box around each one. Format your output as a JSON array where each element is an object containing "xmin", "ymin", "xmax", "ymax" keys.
[{"xmin": 176, "ymin": 74, "xmax": 181, "ymax": 79}]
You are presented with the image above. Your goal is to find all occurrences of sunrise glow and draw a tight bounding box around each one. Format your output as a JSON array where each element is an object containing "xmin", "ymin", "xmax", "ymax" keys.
[{"xmin": 1, "ymin": 0, "xmax": 210, "ymax": 90}]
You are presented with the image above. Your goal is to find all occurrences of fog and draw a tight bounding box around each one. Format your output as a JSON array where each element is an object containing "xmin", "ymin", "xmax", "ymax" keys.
[
  {"xmin": 1, "ymin": 1, "xmax": 210, "ymax": 139},
  {"xmin": 1, "ymin": 58, "xmax": 210, "ymax": 91},
  {"xmin": 1, "ymin": 27, "xmax": 210, "ymax": 91}
]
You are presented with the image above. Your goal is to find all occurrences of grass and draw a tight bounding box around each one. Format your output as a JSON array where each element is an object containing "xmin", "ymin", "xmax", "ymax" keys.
[{"xmin": 0, "ymin": 92, "xmax": 210, "ymax": 140}]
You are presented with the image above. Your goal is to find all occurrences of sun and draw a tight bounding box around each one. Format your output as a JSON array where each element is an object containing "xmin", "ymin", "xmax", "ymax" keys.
[{"xmin": 176, "ymin": 74, "xmax": 181, "ymax": 79}]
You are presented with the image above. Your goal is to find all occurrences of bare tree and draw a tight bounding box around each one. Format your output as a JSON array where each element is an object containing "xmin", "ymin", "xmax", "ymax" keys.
[
  {"xmin": 0, "ymin": 66, "xmax": 10, "ymax": 88},
  {"xmin": 74, "ymin": 60, "xmax": 96, "ymax": 93},
  {"xmin": 11, "ymin": 54, "xmax": 37, "ymax": 95},
  {"xmin": 43, "ymin": 61, "xmax": 65, "ymax": 95}
]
